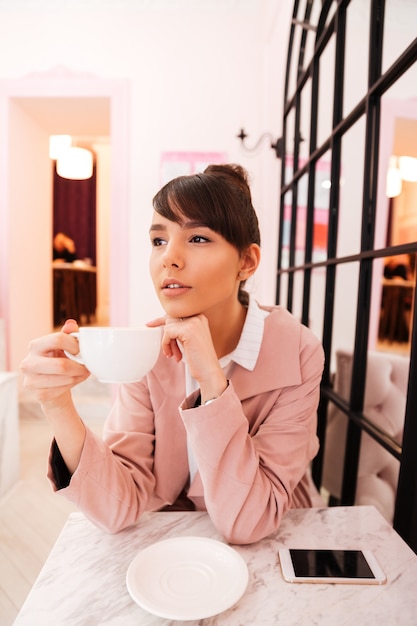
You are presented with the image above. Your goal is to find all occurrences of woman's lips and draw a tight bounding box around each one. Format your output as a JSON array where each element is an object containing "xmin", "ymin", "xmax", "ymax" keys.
[{"xmin": 161, "ymin": 281, "xmax": 191, "ymax": 296}]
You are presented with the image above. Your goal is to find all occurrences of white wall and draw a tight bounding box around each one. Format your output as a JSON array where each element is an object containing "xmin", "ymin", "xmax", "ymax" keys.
[
  {"xmin": 0, "ymin": 0, "xmax": 416, "ymax": 371},
  {"xmin": 0, "ymin": 0, "xmax": 291, "ymax": 370},
  {"xmin": 8, "ymin": 102, "xmax": 52, "ymax": 368}
]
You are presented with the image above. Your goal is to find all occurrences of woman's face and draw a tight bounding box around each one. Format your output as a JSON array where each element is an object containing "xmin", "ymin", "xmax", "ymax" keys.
[{"xmin": 149, "ymin": 211, "xmax": 244, "ymax": 320}]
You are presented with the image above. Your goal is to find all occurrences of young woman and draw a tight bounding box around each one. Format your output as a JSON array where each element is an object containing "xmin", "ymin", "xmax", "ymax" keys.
[{"xmin": 21, "ymin": 164, "xmax": 324, "ymax": 545}]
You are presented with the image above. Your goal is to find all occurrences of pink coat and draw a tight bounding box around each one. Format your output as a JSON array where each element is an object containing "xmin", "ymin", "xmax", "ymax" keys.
[{"xmin": 49, "ymin": 306, "xmax": 325, "ymax": 544}]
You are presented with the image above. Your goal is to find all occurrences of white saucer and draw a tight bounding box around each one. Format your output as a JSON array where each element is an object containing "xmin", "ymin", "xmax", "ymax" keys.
[{"xmin": 126, "ymin": 536, "xmax": 249, "ymax": 620}]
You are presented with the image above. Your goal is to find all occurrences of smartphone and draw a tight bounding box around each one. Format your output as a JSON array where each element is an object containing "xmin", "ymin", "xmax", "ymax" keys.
[{"xmin": 278, "ymin": 549, "xmax": 386, "ymax": 585}]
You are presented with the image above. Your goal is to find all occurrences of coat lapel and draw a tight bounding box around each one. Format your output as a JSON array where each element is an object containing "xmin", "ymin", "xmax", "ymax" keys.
[{"xmin": 230, "ymin": 307, "xmax": 303, "ymax": 400}]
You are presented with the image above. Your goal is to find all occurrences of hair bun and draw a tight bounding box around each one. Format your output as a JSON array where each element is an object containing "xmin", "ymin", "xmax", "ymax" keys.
[{"xmin": 203, "ymin": 163, "xmax": 251, "ymax": 199}]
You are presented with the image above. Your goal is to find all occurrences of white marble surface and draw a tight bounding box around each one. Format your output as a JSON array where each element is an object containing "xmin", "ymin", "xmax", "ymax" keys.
[
  {"xmin": 0, "ymin": 371, "xmax": 19, "ymax": 498},
  {"xmin": 14, "ymin": 506, "xmax": 417, "ymax": 625}
]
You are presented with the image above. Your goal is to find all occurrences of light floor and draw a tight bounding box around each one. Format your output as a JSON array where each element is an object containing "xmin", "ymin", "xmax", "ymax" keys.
[{"xmin": 0, "ymin": 377, "xmax": 111, "ymax": 626}]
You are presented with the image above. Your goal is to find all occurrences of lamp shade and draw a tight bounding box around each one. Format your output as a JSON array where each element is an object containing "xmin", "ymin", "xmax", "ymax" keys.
[
  {"xmin": 56, "ymin": 147, "xmax": 93, "ymax": 180},
  {"xmin": 386, "ymin": 157, "xmax": 402, "ymax": 198},
  {"xmin": 398, "ymin": 156, "xmax": 417, "ymax": 182},
  {"xmin": 49, "ymin": 135, "xmax": 71, "ymax": 160}
]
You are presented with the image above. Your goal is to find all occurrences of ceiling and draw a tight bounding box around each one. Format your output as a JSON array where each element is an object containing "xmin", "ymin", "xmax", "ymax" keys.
[
  {"xmin": 14, "ymin": 95, "xmax": 417, "ymax": 161},
  {"xmin": 14, "ymin": 97, "xmax": 110, "ymax": 141},
  {"xmin": 394, "ymin": 117, "xmax": 417, "ymax": 157}
]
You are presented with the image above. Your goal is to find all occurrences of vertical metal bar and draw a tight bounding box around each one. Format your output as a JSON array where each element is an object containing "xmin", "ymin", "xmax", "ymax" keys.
[
  {"xmin": 287, "ymin": 95, "xmax": 302, "ymax": 313},
  {"xmin": 276, "ymin": 0, "xmax": 300, "ymax": 305},
  {"xmin": 305, "ymin": 46, "xmax": 322, "ymax": 486},
  {"xmin": 394, "ymin": 295, "xmax": 417, "ymax": 553},
  {"xmin": 293, "ymin": 1, "xmax": 314, "ymax": 315},
  {"xmin": 301, "ymin": 23, "xmax": 319, "ymax": 326},
  {"xmin": 287, "ymin": 0, "xmax": 313, "ymax": 313},
  {"xmin": 276, "ymin": 139, "xmax": 287, "ymax": 306},
  {"xmin": 279, "ymin": 0, "xmax": 314, "ymax": 313},
  {"xmin": 313, "ymin": 2, "xmax": 345, "ymax": 488},
  {"xmin": 341, "ymin": 0, "xmax": 385, "ymax": 505}
]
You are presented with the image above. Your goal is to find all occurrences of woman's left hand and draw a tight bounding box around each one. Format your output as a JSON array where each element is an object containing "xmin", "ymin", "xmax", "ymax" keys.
[{"xmin": 147, "ymin": 314, "xmax": 228, "ymax": 402}]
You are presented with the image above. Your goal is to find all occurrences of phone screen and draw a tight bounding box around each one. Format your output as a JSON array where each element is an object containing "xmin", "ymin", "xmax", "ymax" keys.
[{"xmin": 289, "ymin": 549, "xmax": 375, "ymax": 579}]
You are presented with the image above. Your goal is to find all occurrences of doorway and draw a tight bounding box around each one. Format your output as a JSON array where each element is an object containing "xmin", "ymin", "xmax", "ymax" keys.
[
  {"xmin": 52, "ymin": 162, "xmax": 99, "ymax": 328},
  {"xmin": 0, "ymin": 74, "xmax": 130, "ymax": 370}
]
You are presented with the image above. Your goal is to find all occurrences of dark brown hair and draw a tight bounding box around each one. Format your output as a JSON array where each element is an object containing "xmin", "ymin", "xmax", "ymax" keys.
[{"xmin": 152, "ymin": 164, "xmax": 260, "ymax": 305}]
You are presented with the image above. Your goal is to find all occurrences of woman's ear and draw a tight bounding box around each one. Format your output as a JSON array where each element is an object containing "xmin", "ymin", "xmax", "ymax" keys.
[{"xmin": 238, "ymin": 244, "xmax": 261, "ymax": 280}]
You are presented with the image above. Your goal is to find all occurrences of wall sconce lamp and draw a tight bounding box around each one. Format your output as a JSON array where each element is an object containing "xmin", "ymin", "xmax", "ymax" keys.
[
  {"xmin": 49, "ymin": 135, "xmax": 94, "ymax": 180},
  {"xmin": 56, "ymin": 147, "xmax": 94, "ymax": 180},
  {"xmin": 398, "ymin": 156, "xmax": 417, "ymax": 182},
  {"xmin": 386, "ymin": 155, "xmax": 417, "ymax": 198},
  {"xmin": 386, "ymin": 156, "xmax": 402, "ymax": 198},
  {"xmin": 237, "ymin": 128, "xmax": 284, "ymax": 159},
  {"xmin": 49, "ymin": 134, "xmax": 71, "ymax": 160}
]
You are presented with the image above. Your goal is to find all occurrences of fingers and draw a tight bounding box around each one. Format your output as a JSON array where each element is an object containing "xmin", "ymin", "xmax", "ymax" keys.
[
  {"xmin": 21, "ymin": 352, "xmax": 84, "ymax": 377},
  {"xmin": 20, "ymin": 329, "xmax": 89, "ymax": 393},
  {"xmin": 19, "ymin": 321, "xmax": 91, "ymax": 410},
  {"xmin": 147, "ymin": 314, "xmax": 211, "ymax": 366},
  {"xmin": 159, "ymin": 317, "xmax": 188, "ymax": 361},
  {"xmin": 26, "ymin": 330, "xmax": 80, "ymax": 359},
  {"xmin": 147, "ymin": 315, "xmax": 183, "ymax": 360},
  {"xmin": 61, "ymin": 319, "xmax": 79, "ymax": 334},
  {"xmin": 23, "ymin": 375, "xmax": 89, "ymax": 406},
  {"xmin": 24, "ymin": 370, "xmax": 87, "ymax": 393},
  {"xmin": 21, "ymin": 354, "xmax": 89, "ymax": 404},
  {"xmin": 163, "ymin": 338, "xmax": 183, "ymax": 361},
  {"xmin": 146, "ymin": 316, "xmax": 168, "ymax": 328},
  {"xmin": 20, "ymin": 353, "xmax": 89, "ymax": 395}
]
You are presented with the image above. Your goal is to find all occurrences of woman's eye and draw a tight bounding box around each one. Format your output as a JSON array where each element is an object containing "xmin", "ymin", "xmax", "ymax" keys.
[
  {"xmin": 190, "ymin": 235, "xmax": 209, "ymax": 243},
  {"xmin": 151, "ymin": 237, "xmax": 167, "ymax": 247}
]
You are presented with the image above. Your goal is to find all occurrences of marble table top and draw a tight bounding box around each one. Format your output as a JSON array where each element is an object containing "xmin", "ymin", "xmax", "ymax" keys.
[{"xmin": 14, "ymin": 506, "xmax": 417, "ymax": 625}]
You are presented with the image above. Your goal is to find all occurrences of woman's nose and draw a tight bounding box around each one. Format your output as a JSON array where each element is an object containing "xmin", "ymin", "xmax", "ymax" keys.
[{"xmin": 162, "ymin": 242, "xmax": 183, "ymax": 269}]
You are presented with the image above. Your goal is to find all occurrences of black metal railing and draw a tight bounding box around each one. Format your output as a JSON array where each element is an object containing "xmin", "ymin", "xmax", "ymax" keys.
[{"xmin": 278, "ymin": 0, "xmax": 417, "ymax": 553}]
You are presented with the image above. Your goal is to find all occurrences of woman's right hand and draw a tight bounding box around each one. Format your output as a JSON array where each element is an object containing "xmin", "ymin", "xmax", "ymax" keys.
[
  {"xmin": 20, "ymin": 319, "xmax": 90, "ymax": 475},
  {"xmin": 20, "ymin": 319, "xmax": 90, "ymax": 408}
]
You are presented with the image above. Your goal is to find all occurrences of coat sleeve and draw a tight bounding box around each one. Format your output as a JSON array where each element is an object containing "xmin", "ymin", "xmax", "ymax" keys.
[
  {"xmin": 180, "ymin": 329, "xmax": 324, "ymax": 545},
  {"xmin": 47, "ymin": 379, "xmax": 164, "ymax": 533}
]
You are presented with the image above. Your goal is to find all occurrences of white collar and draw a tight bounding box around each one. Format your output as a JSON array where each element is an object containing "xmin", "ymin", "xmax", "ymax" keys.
[{"xmin": 218, "ymin": 296, "xmax": 269, "ymax": 372}]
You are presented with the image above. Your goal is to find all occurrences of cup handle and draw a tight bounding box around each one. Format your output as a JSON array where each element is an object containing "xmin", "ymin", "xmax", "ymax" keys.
[{"xmin": 63, "ymin": 332, "xmax": 85, "ymax": 365}]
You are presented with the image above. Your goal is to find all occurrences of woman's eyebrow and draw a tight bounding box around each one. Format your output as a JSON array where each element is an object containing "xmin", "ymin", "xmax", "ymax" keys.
[
  {"xmin": 182, "ymin": 221, "xmax": 208, "ymax": 229},
  {"xmin": 149, "ymin": 223, "xmax": 166, "ymax": 233},
  {"xmin": 149, "ymin": 221, "xmax": 207, "ymax": 233}
]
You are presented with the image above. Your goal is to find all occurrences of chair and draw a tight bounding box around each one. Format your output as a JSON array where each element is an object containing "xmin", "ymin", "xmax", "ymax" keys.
[{"xmin": 322, "ymin": 348, "xmax": 409, "ymax": 522}]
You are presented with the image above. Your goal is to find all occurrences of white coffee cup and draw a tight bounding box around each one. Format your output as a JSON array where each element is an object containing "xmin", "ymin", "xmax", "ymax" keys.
[{"xmin": 64, "ymin": 326, "xmax": 161, "ymax": 383}]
